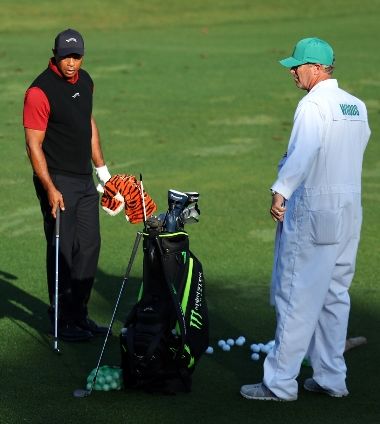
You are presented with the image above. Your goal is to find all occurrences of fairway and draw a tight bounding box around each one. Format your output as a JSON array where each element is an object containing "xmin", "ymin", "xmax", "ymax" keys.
[{"xmin": 1, "ymin": 1, "xmax": 379, "ymax": 423}]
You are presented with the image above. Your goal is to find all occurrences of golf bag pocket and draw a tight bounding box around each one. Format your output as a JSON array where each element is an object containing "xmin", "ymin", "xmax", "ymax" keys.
[
  {"xmin": 309, "ymin": 208, "xmax": 343, "ymax": 245},
  {"xmin": 120, "ymin": 298, "xmax": 190, "ymax": 394}
]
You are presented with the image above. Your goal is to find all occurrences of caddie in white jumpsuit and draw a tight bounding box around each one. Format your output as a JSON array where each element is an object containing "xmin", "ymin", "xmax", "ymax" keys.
[{"xmin": 241, "ymin": 37, "xmax": 370, "ymax": 401}]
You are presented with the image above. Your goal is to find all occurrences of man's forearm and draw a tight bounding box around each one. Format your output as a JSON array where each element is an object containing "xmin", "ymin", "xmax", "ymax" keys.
[
  {"xmin": 27, "ymin": 145, "xmax": 55, "ymax": 191},
  {"xmin": 91, "ymin": 115, "xmax": 105, "ymax": 167}
]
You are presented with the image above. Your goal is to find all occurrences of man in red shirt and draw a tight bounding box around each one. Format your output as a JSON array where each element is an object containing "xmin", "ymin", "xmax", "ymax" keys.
[{"xmin": 24, "ymin": 29, "xmax": 111, "ymax": 341}]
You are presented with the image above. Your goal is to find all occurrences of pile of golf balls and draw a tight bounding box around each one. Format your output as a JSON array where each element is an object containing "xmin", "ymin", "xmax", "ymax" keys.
[
  {"xmin": 86, "ymin": 365, "xmax": 123, "ymax": 391},
  {"xmin": 204, "ymin": 337, "xmax": 276, "ymax": 362},
  {"xmin": 212, "ymin": 336, "xmax": 246, "ymax": 352},
  {"xmin": 249, "ymin": 340, "xmax": 275, "ymax": 360}
]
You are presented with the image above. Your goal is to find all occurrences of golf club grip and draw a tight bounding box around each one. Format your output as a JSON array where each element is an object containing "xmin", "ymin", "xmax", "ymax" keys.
[{"xmin": 55, "ymin": 208, "xmax": 60, "ymax": 237}]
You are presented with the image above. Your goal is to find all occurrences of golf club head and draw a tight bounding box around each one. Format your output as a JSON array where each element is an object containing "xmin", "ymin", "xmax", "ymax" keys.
[
  {"xmin": 145, "ymin": 216, "xmax": 164, "ymax": 231},
  {"xmin": 168, "ymin": 189, "xmax": 189, "ymax": 211},
  {"xmin": 166, "ymin": 190, "xmax": 189, "ymax": 232},
  {"xmin": 180, "ymin": 203, "xmax": 200, "ymax": 225},
  {"xmin": 73, "ymin": 388, "xmax": 91, "ymax": 398},
  {"xmin": 184, "ymin": 191, "xmax": 199, "ymax": 206}
]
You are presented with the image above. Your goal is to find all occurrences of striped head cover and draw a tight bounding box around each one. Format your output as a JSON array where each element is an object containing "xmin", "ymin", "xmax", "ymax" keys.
[{"xmin": 101, "ymin": 174, "xmax": 157, "ymax": 223}]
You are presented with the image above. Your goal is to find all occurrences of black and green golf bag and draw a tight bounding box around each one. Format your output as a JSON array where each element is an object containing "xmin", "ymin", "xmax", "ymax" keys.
[{"xmin": 120, "ymin": 228, "xmax": 209, "ymax": 394}]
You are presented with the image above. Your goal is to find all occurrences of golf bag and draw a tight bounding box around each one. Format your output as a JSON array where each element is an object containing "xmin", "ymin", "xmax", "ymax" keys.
[{"xmin": 120, "ymin": 227, "xmax": 209, "ymax": 394}]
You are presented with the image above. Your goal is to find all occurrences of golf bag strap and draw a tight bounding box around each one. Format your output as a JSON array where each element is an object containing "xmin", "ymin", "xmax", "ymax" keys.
[{"xmin": 154, "ymin": 236, "xmax": 187, "ymax": 358}]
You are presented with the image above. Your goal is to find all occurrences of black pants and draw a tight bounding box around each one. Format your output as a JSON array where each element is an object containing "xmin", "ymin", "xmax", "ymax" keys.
[{"xmin": 34, "ymin": 173, "xmax": 100, "ymax": 324}]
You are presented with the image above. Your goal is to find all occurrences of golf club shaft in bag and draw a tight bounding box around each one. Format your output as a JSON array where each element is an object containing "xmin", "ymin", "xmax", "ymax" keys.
[
  {"xmin": 53, "ymin": 208, "xmax": 60, "ymax": 353},
  {"xmin": 139, "ymin": 173, "xmax": 147, "ymax": 223},
  {"xmin": 75, "ymin": 231, "xmax": 142, "ymax": 397}
]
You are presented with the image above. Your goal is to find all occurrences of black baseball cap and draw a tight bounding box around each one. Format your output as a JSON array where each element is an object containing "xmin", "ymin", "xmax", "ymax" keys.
[{"xmin": 54, "ymin": 28, "xmax": 84, "ymax": 57}]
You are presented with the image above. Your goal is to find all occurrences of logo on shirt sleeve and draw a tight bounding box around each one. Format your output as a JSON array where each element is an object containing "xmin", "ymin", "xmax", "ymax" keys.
[
  {"xmin": 66, "ymin": 38, "xmax": 77, "ymax": 43},
  {"xmin": 72, "ymin": 92, "xmax": 80, "ymax": 98}
]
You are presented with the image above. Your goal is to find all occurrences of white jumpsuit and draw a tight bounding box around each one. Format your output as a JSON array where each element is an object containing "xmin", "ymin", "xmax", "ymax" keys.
[{"xmin": 264, "ymin": 79, "xmax": 371, "ymax": 400}]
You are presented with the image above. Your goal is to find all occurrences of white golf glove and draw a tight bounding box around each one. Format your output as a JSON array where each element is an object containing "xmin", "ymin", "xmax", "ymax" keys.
[{"xmin": 95, "ymin": 165, "xmax": 111, "ymax": 193}]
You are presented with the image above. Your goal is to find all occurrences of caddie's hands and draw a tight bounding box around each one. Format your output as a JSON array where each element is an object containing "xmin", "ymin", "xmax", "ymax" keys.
[
  {"xmin": 47, "ymin": 187, "xmax": 65, "ymax": 218},
  {"xmin": 95, "ymin": 165, "xmax": 112, "ymax": 193},
  {"xmin": 270, "ymin": 192, "xmax": 286, "ymax": 222}
]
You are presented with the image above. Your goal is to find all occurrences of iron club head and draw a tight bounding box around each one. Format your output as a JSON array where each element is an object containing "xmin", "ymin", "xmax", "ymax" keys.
[
  {"xmin": 53, "ymin": 347, "xmax": 61, "ymax": 355},
  {"xmin": 73, "ymin": 388, "xmax": 91, "ymax": 398}
]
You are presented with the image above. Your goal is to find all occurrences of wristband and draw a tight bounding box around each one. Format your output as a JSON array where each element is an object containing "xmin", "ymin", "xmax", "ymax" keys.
[{"xmin": 95, "ymin": 165, "xmax": 111, "ymax": 185}]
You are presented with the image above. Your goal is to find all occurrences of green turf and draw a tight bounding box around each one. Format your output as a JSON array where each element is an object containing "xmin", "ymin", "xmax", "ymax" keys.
[{"xmin": 1, "ymin": 1, "xmax": 379, "ymax": 423}]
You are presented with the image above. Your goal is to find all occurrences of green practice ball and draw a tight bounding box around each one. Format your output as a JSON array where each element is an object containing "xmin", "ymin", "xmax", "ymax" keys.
[
  {"xmin": 103, "ymin": 384, "xmax": 110, "ymax": 391},
  {"xmin": 110, "ymin": 381, "xmax": 118, "ymax": 389},
  {"xmin": 97, "ymin": 376, "xmax": 105, "ymax": 385},
  {"xmin": 105, "ymin": 375, "xmax": 113, "ymax": 383}
]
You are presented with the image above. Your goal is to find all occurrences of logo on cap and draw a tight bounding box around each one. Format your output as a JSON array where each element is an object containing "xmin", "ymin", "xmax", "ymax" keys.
[{"xmin": 54, "ymin": 28, "xmax": 84, "ymax": 57}]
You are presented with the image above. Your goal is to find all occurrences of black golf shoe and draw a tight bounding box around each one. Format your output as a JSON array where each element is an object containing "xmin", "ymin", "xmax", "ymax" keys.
[
  {"xmin": 57, "ymin": 323, "xmax": 93, "ymax": 342},
  {"xmin": 76, "ymin": 318, "xmax": 109, "ymax": 336}
]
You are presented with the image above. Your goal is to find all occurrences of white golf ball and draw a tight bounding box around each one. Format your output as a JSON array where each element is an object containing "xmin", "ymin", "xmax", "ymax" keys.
[
  {"xmin": 261, "ymin": 345, "xmax": 271, "ymax": 354},
  {"xmin": 205, "ymin": 346, "xmax": 214, "ymax": 354},
  {"xmin": 250, "ymin": 343, "xmax": 260, "ymax": 353},
  {"xmin": 268, "ymin": 339, "xmax": 275, "ymax": 347},
  {"xmin": 222, "ymin": 344, "xmax": 231, "ymax": 352},
  {"xmin": 251, "ymin": 353, "xmax": 260, "ymax": 361},
  {"xmin": 235, "ymin": 337, "xmax": 244, "ymax": 346},
  {"xmin": 226, "ymin": 338, "xmax": 235, "ymax": 346},
  {"xmin": 218, "ymin": 339, "xmax": 226, "ymax": 347},
  {"xmin": 258, "ymin": 343, "xmax": 265, "ymax": 350}
]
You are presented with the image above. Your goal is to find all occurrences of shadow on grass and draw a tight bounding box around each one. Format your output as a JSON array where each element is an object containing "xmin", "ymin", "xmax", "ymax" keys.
[
  {"xmin": 1, "ymin": 265, "xmax": 379, "ymax": 424},
  {"xmin": 93, "ymin": 268, "xmax": 142, "ymax": 323},
  {"xmin": 0, "ymin": 269, "xmax": 51, "ymax": 349},
  {"xmin": 0, "ymin": 265, "xmax": 140, "ymax": 358}
]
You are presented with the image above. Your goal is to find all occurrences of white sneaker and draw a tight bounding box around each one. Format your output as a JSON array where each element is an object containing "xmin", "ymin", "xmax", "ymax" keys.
[
  {"xmin": 240, "ymin": 383, "xmax": 296, "ymax": 401},
  {"xmin": 304, "ymin": 378, "xmax": 349, "ymax": 398}
]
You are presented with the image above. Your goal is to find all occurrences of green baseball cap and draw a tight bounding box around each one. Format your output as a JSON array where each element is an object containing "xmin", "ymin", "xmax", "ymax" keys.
[{"xmin": 279, "ymin": 37, "xmax": 334, "ymax": 68}]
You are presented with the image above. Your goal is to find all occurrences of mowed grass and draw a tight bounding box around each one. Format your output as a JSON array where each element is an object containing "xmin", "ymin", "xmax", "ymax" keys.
[{"xmin": 1, "ymin": 1, "xmax": 380, "ymax": 423}]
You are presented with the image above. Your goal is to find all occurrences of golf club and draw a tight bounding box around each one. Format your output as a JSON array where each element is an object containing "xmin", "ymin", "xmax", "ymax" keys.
[
  {"xmin": 139, "ymin": 173, "xmax": 147, "ymax": 224},
  {"xmin": 53, "ymin": 207, "xmax": 61, "ymax": 354},
  {"xmin": 165, "ymin": 189, "xmax": 189, "ymax": 232},
  {"xmin": 73, "ymin": 231, "xmax": 143, "ymax": 398},
  {"xmin": 345, "ymin": 336, "xmax": 367, "ymax": 352}
]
